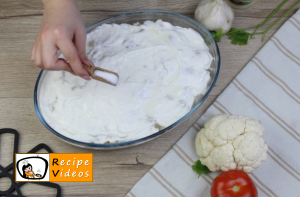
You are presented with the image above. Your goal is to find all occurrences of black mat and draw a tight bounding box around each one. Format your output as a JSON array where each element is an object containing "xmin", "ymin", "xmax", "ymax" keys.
[{"xmin": 0, "ymin": 128, "xmax": 61, "ymax": 197}]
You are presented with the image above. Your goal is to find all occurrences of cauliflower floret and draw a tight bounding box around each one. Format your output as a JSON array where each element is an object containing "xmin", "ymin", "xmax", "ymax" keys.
[
  {"xmin": 200, "ymin": 143, "xmax": 237, "ymax": 171},
  {"xmin": 195, "ymin": 131, "xmax": 214, "ymax": 158},
  {"xmin": 233, "ymin": 132, "xmax": 268, "ymax": 173},
  {"xmin": 195, "ymin": 114, "xmax": 268, "ymax": 173}
]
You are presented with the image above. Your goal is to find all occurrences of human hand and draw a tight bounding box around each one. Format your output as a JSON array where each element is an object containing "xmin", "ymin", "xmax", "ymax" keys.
[{"xmin": 31, "ymin": 0, "xmax": 93, "ymax": 80}]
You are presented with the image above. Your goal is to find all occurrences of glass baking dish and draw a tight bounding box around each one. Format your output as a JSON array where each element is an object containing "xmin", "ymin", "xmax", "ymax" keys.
[{"xmin": 34, "ymin": 11, "xmax": 220, "ymax": 149}]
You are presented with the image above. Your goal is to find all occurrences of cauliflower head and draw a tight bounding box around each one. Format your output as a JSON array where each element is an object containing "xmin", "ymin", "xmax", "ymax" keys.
[{"xmin": 195, "ymin": 114, "xmax": 268, "ymax": 173}]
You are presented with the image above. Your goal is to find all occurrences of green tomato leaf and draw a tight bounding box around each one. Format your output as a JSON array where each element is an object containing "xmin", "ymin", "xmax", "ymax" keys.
[
  {"xmin": 226, "ymin": 28, "xmax": 250, "ymax": 45},
  {"xmin": 192, "ymin": 160, "xmax": 211, "ymax": 178}
]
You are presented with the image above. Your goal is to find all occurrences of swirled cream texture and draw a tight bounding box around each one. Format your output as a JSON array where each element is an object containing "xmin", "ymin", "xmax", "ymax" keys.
[{"xmin": 39, "ymin": 20, "xmax": 213, "ymax": 143}]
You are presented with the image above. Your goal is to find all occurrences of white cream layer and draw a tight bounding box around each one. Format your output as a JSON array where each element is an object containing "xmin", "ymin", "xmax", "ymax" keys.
[{"xmin": 39, "ymin": 20, "xmax": 213, "ymax": 143}]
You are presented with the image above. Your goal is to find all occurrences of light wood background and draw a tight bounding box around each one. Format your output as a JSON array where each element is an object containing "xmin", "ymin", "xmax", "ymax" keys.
[{"xmin": 0, "ymin": 0, "xmax": 299, "ymax": 196}]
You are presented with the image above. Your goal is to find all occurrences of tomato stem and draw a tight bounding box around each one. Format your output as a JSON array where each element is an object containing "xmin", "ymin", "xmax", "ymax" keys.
[{"xmin": 232, "ymin": 185, "xmax": 240, "ymax": 192}]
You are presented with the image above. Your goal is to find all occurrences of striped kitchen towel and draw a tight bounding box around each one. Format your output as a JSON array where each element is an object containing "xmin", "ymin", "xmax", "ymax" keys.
[{"xmin": 126, "ymin": 9, "xmax": 300, "ymax": 197}]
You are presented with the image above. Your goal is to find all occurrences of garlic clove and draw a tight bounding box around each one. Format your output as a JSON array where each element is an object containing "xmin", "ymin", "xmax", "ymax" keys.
[{"xmin": 195, "ymin": 0, "xmax": 234, "ymax": 33}]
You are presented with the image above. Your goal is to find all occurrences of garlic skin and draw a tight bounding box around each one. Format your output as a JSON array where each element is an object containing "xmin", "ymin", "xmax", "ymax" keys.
[{"xmin": 195, "ymin": 0, "xmax": 234, "ymax": 33}]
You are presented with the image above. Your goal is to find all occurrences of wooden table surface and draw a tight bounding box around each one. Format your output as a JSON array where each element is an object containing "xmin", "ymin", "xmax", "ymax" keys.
[{"xmin": 1, "ymin": 0, "xmax": 299, "ymax": 196}]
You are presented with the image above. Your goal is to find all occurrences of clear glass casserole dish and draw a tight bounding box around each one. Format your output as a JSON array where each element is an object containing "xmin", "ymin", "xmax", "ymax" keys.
[{"xmin": 34, "ymin": 11, "xmax": 220, "ymax": 149}]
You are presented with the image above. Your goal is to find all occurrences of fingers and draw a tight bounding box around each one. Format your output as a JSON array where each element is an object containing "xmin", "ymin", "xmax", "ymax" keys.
[
  {"xmin": 31, "ymin": 34, "xmax": 73, "ymax": 73},
  {"xmin": 33, "ymin": 40, "xmax": 43, "ymax": 69},
  {"xmin": 31, "ymin": 26, "xmax": 92, "ymax": 80},
  {"xmin": 57, "ymin": 35, "xmax": 90, "ymax": 80},
  {"xmin": 74, "ymin": 28, "xmax": 95, "ymax": 67},
  {"xmin": 42, "ymin": 43, "xmax": 73, "ymax": 72},
  {"xmin": 46, "ymin": 58, "xmax": 73, "ymax": 72}
]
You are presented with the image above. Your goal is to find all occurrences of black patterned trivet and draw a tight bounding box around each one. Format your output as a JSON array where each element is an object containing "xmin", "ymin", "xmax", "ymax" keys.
[{"xmin": 0, "ymin": 128, "xmax": 61, "ymax": 197}]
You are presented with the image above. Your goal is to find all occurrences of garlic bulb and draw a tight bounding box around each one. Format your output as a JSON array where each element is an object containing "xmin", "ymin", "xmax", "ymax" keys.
[{"xmin": 195, "ymin": 0, "xmax": 234, "ymax": 33}]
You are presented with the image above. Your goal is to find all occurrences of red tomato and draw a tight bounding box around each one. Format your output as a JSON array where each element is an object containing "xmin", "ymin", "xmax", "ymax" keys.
[{"xmin": 211, "ymin": 170, "xmax": 258, "ymax": 197}]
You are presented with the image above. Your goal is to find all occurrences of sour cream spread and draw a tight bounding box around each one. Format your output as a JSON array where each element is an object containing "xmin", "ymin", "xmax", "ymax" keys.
[{"xmin": 39, "ymin": 20, "xmax": 213, "ymax": 143}]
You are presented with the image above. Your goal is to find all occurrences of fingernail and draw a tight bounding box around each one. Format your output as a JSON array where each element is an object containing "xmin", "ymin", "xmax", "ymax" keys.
[
  {"xmin": 88, "ymin": 59, "xmax": 95, "ymax": 67},
  {"xmin": 82, "ymin": 76, "xmax": 91, "ymax": 80}
]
